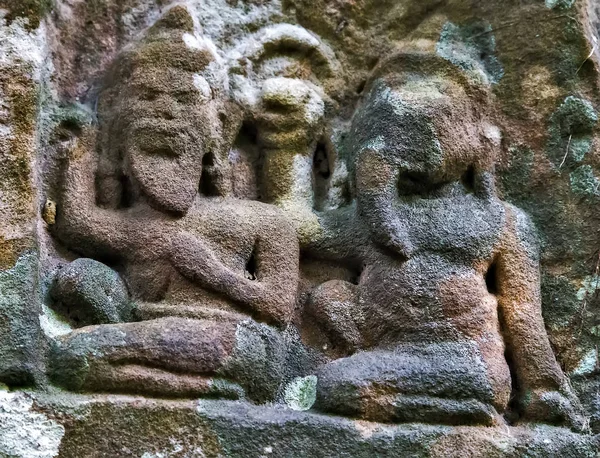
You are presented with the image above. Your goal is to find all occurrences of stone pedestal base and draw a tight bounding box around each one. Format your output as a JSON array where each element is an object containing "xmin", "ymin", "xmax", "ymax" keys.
[{"xmin": 19, "ymin": 394, "xmax": 598, "ymax": 457}]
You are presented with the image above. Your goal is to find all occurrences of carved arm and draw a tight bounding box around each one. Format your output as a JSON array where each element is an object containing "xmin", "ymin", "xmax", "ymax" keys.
[
  {"xmin": 171, "ymin": 220, "xmax": 299, "ymax": 327},
  {"xmin": 495, "ymin": 205, "xmax": 583, "ymax": 428},
  {"xmin": 53, "ymin": 129, "xmax": 132, "ymax": 259}
]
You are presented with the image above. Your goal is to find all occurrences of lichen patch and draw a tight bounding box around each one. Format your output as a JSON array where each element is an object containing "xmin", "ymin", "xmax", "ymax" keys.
[{"xmin": 0, "ymin": 389, "xmax": 64, "ymax": 457}]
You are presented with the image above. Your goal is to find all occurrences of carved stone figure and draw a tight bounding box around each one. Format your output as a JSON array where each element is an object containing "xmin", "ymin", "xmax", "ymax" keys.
[
  {"xmin": 287, "ymin": 52, "xmax": 583, "ymax": 428},
  {"xmin": 48, "ymin": 6, "xmax": 299, "ymax": 402}
]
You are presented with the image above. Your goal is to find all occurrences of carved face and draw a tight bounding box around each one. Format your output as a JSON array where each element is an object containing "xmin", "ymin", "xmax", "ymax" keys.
[
  {"xmin": 352, "ymin": 75, "xmax": 487, "ymax": 189},
  {"xmin": 100, "ymin": 29, "xmax": 216, "ymax": 214}
]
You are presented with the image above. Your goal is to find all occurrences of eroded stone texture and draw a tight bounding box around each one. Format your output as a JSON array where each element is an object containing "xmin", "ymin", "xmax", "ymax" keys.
[
  {"xmin": 0, "ymin": 389, "xmax": 64, "ymax": 458},
  {"xmin": 45, "ymin": 7, "xmax": 300, "ymax": 403},
  {"xmin": 0, "ymin": 9, "xmax": 47, "ymax": 389},
  {"xmin": 1, "ymin": 0, "xmax": 600, "ymax": 456},
  {"xmin": 303, "ymin": 51, "xmax": 582, "ymax": 429},
  {"xmin": 30, "ymin": 395, "xmax": 600, "ymax": 458}
]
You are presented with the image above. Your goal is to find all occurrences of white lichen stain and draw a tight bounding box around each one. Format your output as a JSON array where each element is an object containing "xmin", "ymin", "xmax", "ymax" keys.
[
  {"xmin": 232, "ymin": 23, "xmax": 319, "ymax": 65},
  {"xmin": 0, "ymin": 13, "xmax": 45, "ymax": 77},
  {"xmin": 120, "ymin": 2, "xmax": 160, "ymax": 37},
  {"xmin": 186, "ymin": 0, "xmax": 282, "ymax": 46},
  {"xmin": 261, "ymin": 78, "xmax": 324, "ymax": 124},
  {"xmin": 193, "ymin": 74, "xmax": 212, "ymax": 102},
  {"xmin": 576, "ymin": 275, "xmax": 600, "ymax": 301},
  {"xmin": 570, "ymin": 349, "xmax": 598, "ymax": 377},
  {"xmin": 267, "ymin": 142, "xmax": 324, "ymax": 245},
  {"xmin": 325, "ymin": 161, "xmax": 349, "ymax": 210},
  {"xmin": 183, "ymin": 32, "xmax": 203, "ymax": 50},
  {"xmin": 39, "ymin": 303, "xmax": 73, "ymax": 338},
  {"xmin": 363, "ymin": 135, "xmax": 386, "ymax": 153},
  {"xmin": 140, "ymin": 437, "xmax": 206, "ymax": 458},
  {"xmin": 483, "ymin": 124, "xmax": 502, "ymax": 147},
  {"xmin": 0, "ymin": 389, "xmax": 65, "ymax": 457},
  {"xmin": 353, "ymin": 420, "xmax": 388, "ymax": 439},
  {"xmin": 291, "ymin": 153, "xmax": 316, "ymax": 202},
  {"xmin": 283, "ymin": 375, "xmax": 317, "ymax": 411}
]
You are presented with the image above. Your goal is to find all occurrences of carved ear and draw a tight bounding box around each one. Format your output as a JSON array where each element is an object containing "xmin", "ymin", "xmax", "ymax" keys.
[{"xmin": 148, "ymin": 5, "xmax": 195, "ymax": 35}]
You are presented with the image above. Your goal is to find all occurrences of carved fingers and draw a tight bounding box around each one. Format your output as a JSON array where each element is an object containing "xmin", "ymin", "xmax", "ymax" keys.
[
  {"xmin": 170, "ymin": 232, "xmax": 216, "ymax": 288},
  {"xmin": 257, "ymin": 78, "xmax": 325, "ymax": 152},
  {"xmin": 53, "ymin": 128, "xmax": 133, "ymax": 257}
]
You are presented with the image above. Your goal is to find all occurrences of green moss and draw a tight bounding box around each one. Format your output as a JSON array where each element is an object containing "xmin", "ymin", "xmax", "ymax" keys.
[
  {"xmin": 500, "ymin": 145, "xmax": 535, "ymax": 203},
  {"xmin": 218, "ymin": 320, "xmax": 286, "ymax": 403},
  {"xmin": 545, "ymin": 0, "xmax": 576, "ymax": 10},
  {"xmin": 546, "ymin": 97, "xmax": 597, "ymax": 168},
  {"xmin": 436, "ymin": 20, "xmax": 503, "ymax": 84},
  {"xmin": 48, "ymin": 341, "xmax": 90, "ymax": 392},
  {"xmin": 541, "ymin": 274, "xmax": 581, "ymax": 329},
  {"xmin": 51, "ymin": 103, "xmax": 94, "ymax": 128},
  {"xmin": 552, "ymin": 96, "xmax": 598, "ymax": 135},
  {"xmin": 570, "ymin": 165, "xmax": 600, "ymax": 197},
  {"xmin": 568, "ymin": 137, "xmax": 593, "ymax": 162},
  {"xmin": 284, "ymin": 375, "xmax": 317, "ymax": 411},
  {"xmin": 0, "ymin": 252, "xmax": 43, "ymax": 387},
  {"xmin": 208, "ymin": 379, "xmax": 245, "ymax": 399},
  {"xmin": 0, "ymin": 0, "xmax": 53, "ymax": 29}
]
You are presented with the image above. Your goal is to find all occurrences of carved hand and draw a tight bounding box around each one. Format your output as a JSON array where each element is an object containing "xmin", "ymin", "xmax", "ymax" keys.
[
  {"xmin": 170, "ymin": 231, "xmax": 295, "ymax": 327},
  {"xmin": 170, "ymin": 232, "xmax": 223, "ymax": 290},
  {"xmin": 257, "ymin": 77, "xmax": 325, "ymax": 152},
  {"xmin": 53, "ymin": 127, "xmax": 134, "ymax": 258},
  {"xmin": 255, "ymin": 77, "xmax": 327, "ymax": 246}
]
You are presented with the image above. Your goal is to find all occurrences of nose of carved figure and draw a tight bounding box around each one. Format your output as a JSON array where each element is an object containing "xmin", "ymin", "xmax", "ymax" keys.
[{"xmin": 151, "ymin": 94, "xmax": 180, "ymax": 121}]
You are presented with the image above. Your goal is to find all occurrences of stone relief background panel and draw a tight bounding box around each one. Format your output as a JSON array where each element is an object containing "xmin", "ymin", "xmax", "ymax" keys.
[{"xmin": 0, "ymin": 0, "xmax": 600, "ymax": 455}]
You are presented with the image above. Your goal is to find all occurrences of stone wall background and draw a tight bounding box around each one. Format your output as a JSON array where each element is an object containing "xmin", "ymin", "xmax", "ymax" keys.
[{"xmin": 1, "ymin": 0, "xmax": 600, "ymax": 430}]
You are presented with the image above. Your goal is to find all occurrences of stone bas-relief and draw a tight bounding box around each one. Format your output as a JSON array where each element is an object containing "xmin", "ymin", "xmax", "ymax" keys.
[
  {"xmin": 307, "ymin": 54, "xmax": 583, "ymax": 428},
  {"xmin": 2, "ymin": 0, "xmax": 600, "ymax": 456},
  {"xmin": 43, "ymin": 2, "xmax": 581, "ymax": 422},
  {"xmin": 47, "ymin": 4, "xmax": 580, "ymax": 428}
]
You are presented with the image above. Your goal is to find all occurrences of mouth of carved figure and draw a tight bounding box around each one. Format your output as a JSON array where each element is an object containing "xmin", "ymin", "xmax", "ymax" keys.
[
  {"xmin": 127, "ymin": 121, "xmax": 188, "ymax": 159},
  {"xmin": 140, "ymin": 142, "xmax": 179, "ymax": 158}
]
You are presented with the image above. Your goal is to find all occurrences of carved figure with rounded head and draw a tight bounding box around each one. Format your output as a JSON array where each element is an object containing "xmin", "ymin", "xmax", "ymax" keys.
[
  {"xmin": 95, "ymin": 5, "xmax": 231, "ymax": 214},
  {"xmin": 309, "ymin": 50, "xmax": 584, "ymax": 430}
]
